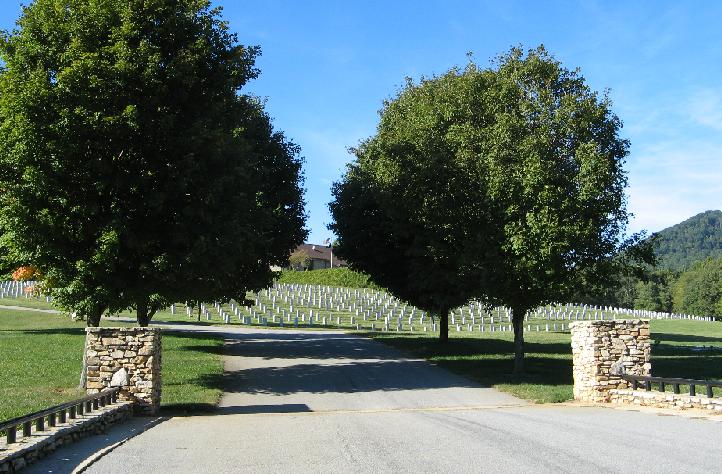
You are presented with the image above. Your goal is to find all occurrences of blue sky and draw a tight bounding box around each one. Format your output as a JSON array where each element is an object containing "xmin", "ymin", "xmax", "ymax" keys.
[{"xmin": 1, "ymin": 1, "xmax": 720, "ymax": 244}]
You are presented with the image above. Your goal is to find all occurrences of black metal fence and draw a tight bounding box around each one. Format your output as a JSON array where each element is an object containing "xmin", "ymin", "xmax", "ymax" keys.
[
  {"xmin": 621, "ymin": 374, "xmax": 722, "ymax": 398},
  {"xmin": 0, "ymin": 388, "xmax": 121, "ymax": 444}
]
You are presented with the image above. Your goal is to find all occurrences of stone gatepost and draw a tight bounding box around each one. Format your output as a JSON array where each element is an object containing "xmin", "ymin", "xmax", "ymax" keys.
[
  {"xmin": 85, "ymin": 327, "xmax": 162, "ymax": 415},
  {"xmin": 570, "ymin": 320, "xmax": 651, "ymax": 403}
]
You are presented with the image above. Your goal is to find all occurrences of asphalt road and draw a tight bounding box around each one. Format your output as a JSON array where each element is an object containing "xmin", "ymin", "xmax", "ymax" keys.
[{"xmin": 31, "ymin": 326, "xmax": 722, "ymax": 473}]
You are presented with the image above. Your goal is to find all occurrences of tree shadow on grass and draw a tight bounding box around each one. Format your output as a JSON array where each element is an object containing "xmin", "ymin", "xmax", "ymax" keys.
[
  {"xmin": 374, "ymin": 336, "xmax": 574, "ymax": 388},
  {"xmin": 0, "ymin": 327, "xmax": 85, "ymax": 336},
  {"xmin": 652, "ymin": 352, "xmax": 722, "ymax": 381},
  {"xmin": 651, "ymin": 333, "xmax": 722, "ymax": 344},
  {"xmin": 432, "ymin": 355, "xmax": 573, "ymax": 386},
  {"xmin": 654, "ymin": 344, "xmax": 722, "ymax": 355}
]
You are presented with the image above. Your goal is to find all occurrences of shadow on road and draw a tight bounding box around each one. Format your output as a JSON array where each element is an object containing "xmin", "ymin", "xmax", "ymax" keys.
[
  {"xmin": 177, "ymin": 329, "xmax": 540, "ymax": 412},
  {"xmin": 216, "ymin": 404, "xmax": 313, "ymax": 415},
  {"xmin": 25, "ymin": 417, "xmax": 168, "ymax": 474},
  {"xmin": 221, "ymin": 359, "xmax": 482, "ymax": 396}
]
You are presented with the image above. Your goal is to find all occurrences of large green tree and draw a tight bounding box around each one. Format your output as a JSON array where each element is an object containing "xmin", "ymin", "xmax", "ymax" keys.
[
  {"xmin": 673, "ymin": 257, "xmax": 722, "ymax": 316},
  {"xmin": 331, "ymin": 46, "xmax": 647, "ymax": 372},
  {"xmin": 634, "ymin": 269, "xmax": 675, "ymax": 313},
  {"xmin": 0, "ymin": 0, "xmax": 306, "ymax": 326}
]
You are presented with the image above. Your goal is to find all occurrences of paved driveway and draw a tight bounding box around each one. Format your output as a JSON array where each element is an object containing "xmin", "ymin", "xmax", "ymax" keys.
[{"xmin": 30, "ymin": 326, "xmax": 722, "ymax": 473}]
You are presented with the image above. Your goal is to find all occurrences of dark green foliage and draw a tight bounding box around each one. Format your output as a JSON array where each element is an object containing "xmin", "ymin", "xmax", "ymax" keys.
[
  {"xmin": 288, "ymin": 249, "xmax": 311, "ymax": 271},
  {"xmin": 277, "ymin": 268, "xmax": 381, "ymax": 289},
  {"xmin": 571, "ymin": 271, "xmax": 638, "ymax": 309},
  {"xmin": 653, "ymin": 210, "xmax": 722, "ymax": 271},
  {"xmin": 331, "ymin": 46, "xmax": 642, "ymax": 372},
  {"xmin": 634, "ymin": 270, "xmax": 675, "ymax": 313},
  {"xmin": 574, "ymin": 210, "xmax": 722, "ymax": 314},
  {"xmin": 673, "ymin": 257, "xmax": 722, "ymax": 316},
  {"xmin": 0, "ymin": 0, "xmax": 306, "ymax": 325}
]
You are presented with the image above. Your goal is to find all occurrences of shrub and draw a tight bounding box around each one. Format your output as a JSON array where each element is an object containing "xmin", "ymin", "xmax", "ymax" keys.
[{"xmin": 277, "ymin": 268, "xmax": 381, "ymax": 289}]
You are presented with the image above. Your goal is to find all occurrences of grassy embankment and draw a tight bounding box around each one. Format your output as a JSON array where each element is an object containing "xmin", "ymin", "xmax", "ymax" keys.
[
  {"xmin": 1, "ymin": 291, "xmax": 720, "ymax": 406},
  {"xmin": 277, "ymin": 268, "xmax": 380, "ymax": 289},
  {"xmin": 0, "ymin": 309, "xmax": 224, "ymax": 421}
]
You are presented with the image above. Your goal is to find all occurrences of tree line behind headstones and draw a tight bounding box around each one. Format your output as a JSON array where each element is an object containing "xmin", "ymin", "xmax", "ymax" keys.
[{"xmin": 575, "ymin": 257, "xmax": 722, "ymax": 318}]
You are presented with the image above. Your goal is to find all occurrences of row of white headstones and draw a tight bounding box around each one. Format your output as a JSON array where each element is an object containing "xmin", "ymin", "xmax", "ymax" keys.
[
  {"xmin": 3, "ymin": 280, "xmax": 714, "ymax": 330},
  {"xmin": 0, "ymin": 280, "xmax": 45, "ymax": 299},
  {"xmin": 167, "ymin": 282, "xmax": 716, "ymax": 332}
]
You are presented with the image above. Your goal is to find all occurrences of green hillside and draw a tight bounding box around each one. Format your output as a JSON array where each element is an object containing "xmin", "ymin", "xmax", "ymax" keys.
[{"xmin": 653, "ymin": 210, "xmax": 722, "ymax": 270}]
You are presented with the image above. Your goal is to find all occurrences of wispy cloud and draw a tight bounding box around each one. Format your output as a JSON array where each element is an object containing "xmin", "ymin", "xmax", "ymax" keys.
[{"xmin": 687, "ymin": 89, "xmax": 722, "ymax": 132}]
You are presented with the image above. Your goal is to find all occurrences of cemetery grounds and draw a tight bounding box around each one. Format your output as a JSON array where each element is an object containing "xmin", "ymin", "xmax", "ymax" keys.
[
  {"xmin": 0, "ymin": 307, "xmax": 223, "ymax": 421},
  {"xmin": 0, "ymin": 281, "xmax": 721, "ymax": 420}
]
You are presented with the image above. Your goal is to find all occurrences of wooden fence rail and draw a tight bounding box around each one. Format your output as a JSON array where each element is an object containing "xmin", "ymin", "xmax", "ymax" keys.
[
  {"xmin": 0, "ymin": 387, "xmax": 121, "ymax": 444},
  {"xmin": 621, "ymin": 374, "xmax": 722, "ymax": 398}
]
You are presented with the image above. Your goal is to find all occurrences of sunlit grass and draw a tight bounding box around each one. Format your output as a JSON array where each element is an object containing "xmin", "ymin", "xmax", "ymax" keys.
[
  {"xmin": 0, "ymin": 309, "xmax": 223, "ymax": 421},
  {"xmin": 369, "ymin": 319, "xmax": 722, "ymax": 403}
]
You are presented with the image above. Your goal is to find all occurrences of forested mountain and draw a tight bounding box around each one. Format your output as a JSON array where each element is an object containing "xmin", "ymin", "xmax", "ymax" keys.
[{"xmin": 653, "ymin": 210, "xmax": 722, "ymax": 271}]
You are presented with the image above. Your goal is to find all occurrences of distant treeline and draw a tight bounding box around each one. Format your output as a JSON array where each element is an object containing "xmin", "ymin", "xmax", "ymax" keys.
[{"xmin": 576, "ymin": 256, "xmax": 722, "ymax": 317}]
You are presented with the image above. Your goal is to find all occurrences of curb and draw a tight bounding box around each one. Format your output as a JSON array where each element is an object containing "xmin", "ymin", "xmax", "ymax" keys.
[
  {"xmin": 72, "ymin": 416, "xmax": 168, "ymax": 473},
  {"xmin": 556, "ymin": 400, "xmax": 722, "ymax": 421}
]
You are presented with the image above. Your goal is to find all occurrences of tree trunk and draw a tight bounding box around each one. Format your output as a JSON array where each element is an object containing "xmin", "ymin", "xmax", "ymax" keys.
[
  {"xmin": 197, "ymin": 300, "xmax": 201, "ymax": 322},
  {"xmin": 137, "ymin": 298, "xmax": 150, "ymax": 327},
  {"xmin": 86, "ymin": 307, "xmax": 103, "ymax": 327},
  {"xmin": 439, "ymin": 308, "xmax": 449, "ymax": 343},
  {"xmin": 511, "ymin": 306, "xmax": 528, "ymax": 375}
]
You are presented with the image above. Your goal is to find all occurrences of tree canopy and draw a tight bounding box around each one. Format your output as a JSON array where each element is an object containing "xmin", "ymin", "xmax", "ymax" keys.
[
  {"xmin": 330, "ymin": 46, "xmax": 643, "ymax": 372},
  {"xmin": 672, "ymin": 257, "xmax": 722, "ymax": 316},
  {"xmin": 0, "ymin": 0, "xmax": 306, "ymax": 325}
]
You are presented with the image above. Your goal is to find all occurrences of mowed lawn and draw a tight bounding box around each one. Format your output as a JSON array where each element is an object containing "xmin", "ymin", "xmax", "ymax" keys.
[
  {"xmin": 369, "ymin": 319, "xmax": 722, "ymax": 403},
  {"xmin": 1, "ymin": 297, "xmax": 720, "ymax": 408},
  {"xmin": 0, "ymin": 309, "xmax": 224, "ymax": 421}
]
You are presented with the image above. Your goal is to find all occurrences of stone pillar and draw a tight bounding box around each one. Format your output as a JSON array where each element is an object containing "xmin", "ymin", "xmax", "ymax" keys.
[
  {"xmin": 570, "ymin": 320, "xmax": 650, "ymax": 403},
  {"xmin": 85, "ymin": 327, "xmax": 162, "ymax": 415}
]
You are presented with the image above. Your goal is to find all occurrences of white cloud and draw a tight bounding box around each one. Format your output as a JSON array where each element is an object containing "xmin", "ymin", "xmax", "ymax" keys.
[{"xmin": 627, "ymin": 140, "xmax": 722, "ymax": 233}]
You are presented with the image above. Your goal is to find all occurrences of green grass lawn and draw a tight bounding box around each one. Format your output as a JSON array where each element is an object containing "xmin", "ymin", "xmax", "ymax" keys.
[
  {"xmin": 0, "ymin": 309, "xmax": 224, "ymax": 421},
  {"xmin": 2, "ymin": 294, "xmax": 720, "ymax": 406},
  {"xmin": 368, "ymin": 319, "xmax": 722, "ymax": 403}
]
